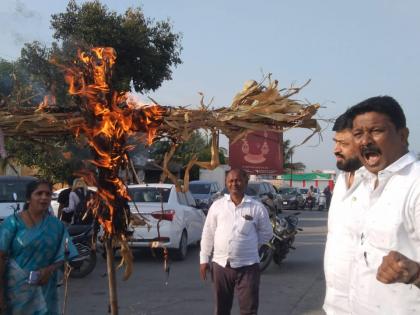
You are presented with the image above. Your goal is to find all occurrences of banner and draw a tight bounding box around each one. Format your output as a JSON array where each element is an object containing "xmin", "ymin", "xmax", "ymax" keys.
[{"xmin": 229, "ymin": 131, "xmax": 283, "ymax": 175}]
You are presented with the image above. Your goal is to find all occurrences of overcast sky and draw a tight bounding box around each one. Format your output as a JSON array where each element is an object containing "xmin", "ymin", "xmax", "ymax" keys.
[{"xmin": 1, "ymin": 0, "xmax": 419, "ymax": 172}]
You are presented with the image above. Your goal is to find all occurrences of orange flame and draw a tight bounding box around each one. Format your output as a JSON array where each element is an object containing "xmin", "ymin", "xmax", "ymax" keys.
[
  {"xmin": 36, "ymin": 94, "xmax": 57, "ymax": 112},
  {"xmin": 64, "ymin": 47, "xmax": 166, "ymax": 236}
]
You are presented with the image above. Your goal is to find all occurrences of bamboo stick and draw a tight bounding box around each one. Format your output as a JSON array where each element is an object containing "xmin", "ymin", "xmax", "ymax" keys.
[{"xmin": 105, "ymin": 238, "xmax": 118, "ymax": 315}]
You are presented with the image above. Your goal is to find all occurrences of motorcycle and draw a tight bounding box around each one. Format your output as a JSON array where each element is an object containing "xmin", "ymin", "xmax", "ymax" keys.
[
  {"xmin": 67, "ymin": 224, "xmax": 97, "ymax": 278},
  {"xmin": 318, "ymin": 193, "xmax": 327, "ymax": 211},
  {"xmin": 303, "ymin": 196, "xmax": 315, "ymax": 210},
  {"xmin": 259, "ymin": 203, "xmax": 302, "ymax": 272}
]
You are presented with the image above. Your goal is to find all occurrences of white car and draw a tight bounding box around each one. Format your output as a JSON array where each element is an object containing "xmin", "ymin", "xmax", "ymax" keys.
[{"xmin": 127, "ymin": 183, "xmax": 206, "ymax": 260}]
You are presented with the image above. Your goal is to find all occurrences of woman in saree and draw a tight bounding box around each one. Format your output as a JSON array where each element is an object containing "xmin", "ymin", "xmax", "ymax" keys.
[{"xmin": 0, "ymin": 179, "xmax": 78, "ymax": 315}]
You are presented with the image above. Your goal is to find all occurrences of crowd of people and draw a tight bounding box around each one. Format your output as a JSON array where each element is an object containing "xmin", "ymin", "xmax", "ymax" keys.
[
  {"xmin": 1, "ymin": 95, "xmax": 420, "ymax": 315},
  {"xmin": 200, "ymin": 96, "xmax": 420, "ymax": 315}
]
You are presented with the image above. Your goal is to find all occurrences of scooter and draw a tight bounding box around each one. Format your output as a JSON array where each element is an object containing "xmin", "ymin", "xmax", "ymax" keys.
[
  {"xmin": 318, "ymin": 193, "xmax": 327, "ymax": 211},
  {"xmin": 67, "ymin": 224, "xmax": 97, "ymax": 278}
]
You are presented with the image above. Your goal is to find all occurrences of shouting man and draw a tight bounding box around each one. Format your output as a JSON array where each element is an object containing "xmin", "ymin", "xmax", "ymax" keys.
[{"xmin": 344, "ymin": 96, "xmax": 420, "ymax": 314}]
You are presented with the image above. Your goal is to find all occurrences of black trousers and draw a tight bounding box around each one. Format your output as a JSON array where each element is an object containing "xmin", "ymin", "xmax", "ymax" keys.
[{"xmin": 212, "ymin": 262, "xmax": 260, "ymax": 315}]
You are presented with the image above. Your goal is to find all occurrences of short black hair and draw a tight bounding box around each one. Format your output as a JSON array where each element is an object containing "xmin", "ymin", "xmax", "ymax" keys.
[
  {"xmin": 332, "ymin": 112, "xmax": 352, "ymax": 131},
  {"xmin": 346, "ymin": 96, "xmax": 406, "ymax": 130}
]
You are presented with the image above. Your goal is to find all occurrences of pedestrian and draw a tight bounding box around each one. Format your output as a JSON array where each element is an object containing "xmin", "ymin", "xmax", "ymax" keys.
[
  {"xmin": 0, "ymin": 179, "xmax": 78, "ymax": 314},
  {"xmin": 342, "ymin": 96, "xmax": 420, "ymax": 314},
  {"xmin": 61, "ymin": 178, "xmax": 92, "ymax": 225},
  {"xmin": 322, "ymin": 186, "xmax": 331, "ymax": 210},
  {"xmin": 323, "ymin": 112, "xmax": 363, "ymax": 314},
  {"xmin": 199, "ymin": 169, "xmax": 272, "ymax": 315},
  {"xmin": 306, "ymin": 185, "xmax": 316, "ymax": 210},
  {"xmin": 57, "ymin": 176, "xmax": 74, "ymax": 223}
]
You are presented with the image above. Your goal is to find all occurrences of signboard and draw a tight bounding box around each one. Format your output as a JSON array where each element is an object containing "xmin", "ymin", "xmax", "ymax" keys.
[{"xmin": 229, "ymin": 131, "xmax": 283, "ymax": 175}]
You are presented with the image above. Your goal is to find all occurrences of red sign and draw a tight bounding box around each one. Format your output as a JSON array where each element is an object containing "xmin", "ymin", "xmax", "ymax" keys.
[{"xmin": 229, "ymin": 131, "xmax": 283, "ymax": 175}]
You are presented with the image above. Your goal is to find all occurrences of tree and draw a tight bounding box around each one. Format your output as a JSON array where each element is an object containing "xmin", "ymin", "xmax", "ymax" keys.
[
  {"xmin": 4, "ymin": 136, "xmax": 93, "ymax": 182},
  {"xmin": 283, "ymin": 139, "xmax": 305, "ymax": 173},
  {"xmin": 1, "ymin": 0, "xmax": 183, "ymax": 181},
  {"xmin": 51, "ymin": 0, "xmax": 182, "ymax": 93},
  {"xmin": 0, "ymin": 59, "xmax": 14, "ymax": 105}
]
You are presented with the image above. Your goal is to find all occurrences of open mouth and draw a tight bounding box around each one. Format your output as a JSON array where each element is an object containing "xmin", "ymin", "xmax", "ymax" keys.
[{"xmin": 361, "ymin": 146, "xmax": 381, "ymax": 167}]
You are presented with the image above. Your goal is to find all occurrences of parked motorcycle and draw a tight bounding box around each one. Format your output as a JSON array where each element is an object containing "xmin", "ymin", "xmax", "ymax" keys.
[
  {"xmin": 67, "ymin": 224, "xmax": 97, "ymax": 278},
  {"xmin": 259, "ymin": 205, "xmax": 302, "ymax": 272},
  {"xmin": 318, "ymin": 193, "xmax": 327, "ymax": 211}
]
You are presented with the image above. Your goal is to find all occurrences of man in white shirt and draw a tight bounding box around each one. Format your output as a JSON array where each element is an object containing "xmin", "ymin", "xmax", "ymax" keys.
[
  {"xmin": 344, "ymin": 96, "xmax": 420, "ymax": 314},
  {"xmin": 323, "ymin": 113, "xmax": 363, "ymax": 314},
  {"xmin": 199, "ymin": 168, "xmax": 272, "ymax": 315}
]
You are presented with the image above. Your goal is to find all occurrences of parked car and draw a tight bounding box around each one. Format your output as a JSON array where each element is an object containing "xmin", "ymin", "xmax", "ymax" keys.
[
  {"xmin": 127, "ymin": 183, "xmax": 206, "ymax": 260},
  {"xmin": 262, "ymin": 182, "xmax": 283, "ymax": 211},
  {"xmin": 0, "ymin": 176, "xmax": 37, "ymax": 223},
  {"xmin": 277, "ymin": 187, "xmax": 305, "ymax": 210},
  {"xmin": 188, "ymin": 180, "xmax": 222, "ymax": 211}
]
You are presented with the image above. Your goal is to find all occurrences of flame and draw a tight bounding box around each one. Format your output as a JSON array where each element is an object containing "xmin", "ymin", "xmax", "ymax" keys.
[
  {"xmin": 64, "ymin": 47, "xmax": 166, "ymax": 237},
  {"xmin": 36, "ymin": 94, "xmax": 56, "ymax": 112}
]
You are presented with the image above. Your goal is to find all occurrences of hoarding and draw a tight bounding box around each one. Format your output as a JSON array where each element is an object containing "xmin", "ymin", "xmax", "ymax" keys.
[{"xmin": 229, "ymin": 131, "xmax": 283, "ymax": 174}]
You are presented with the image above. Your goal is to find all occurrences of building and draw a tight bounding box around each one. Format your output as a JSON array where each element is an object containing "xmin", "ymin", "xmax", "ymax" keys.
[{"xmin": 278, "ymin": 171, "xmax": 336, "ymax": 190}]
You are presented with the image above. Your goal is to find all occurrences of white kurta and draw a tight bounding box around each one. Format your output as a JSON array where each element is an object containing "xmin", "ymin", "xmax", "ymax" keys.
[
  {"xmin": 348, "ymin": 152, "xmax": 420, "ymax": 315},
  {"xmin": 323, "ymin": 168, "xmax": 367, "ymax": 315}
]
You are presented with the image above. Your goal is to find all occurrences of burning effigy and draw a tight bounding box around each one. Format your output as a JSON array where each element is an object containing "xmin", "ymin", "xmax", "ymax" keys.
[{"xmin": 0, "ymin": 47, "xmax": 320, "ymax": 313}]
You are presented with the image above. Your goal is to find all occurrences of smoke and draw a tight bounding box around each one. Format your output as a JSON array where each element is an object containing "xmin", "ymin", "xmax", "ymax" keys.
[
  {"xmin": 14, "ymin": 0, "xmax": 37, "ymax": 19},
  {"xmin": 0, "ymin": 0, "xmax": 45, "ymax": 59}
]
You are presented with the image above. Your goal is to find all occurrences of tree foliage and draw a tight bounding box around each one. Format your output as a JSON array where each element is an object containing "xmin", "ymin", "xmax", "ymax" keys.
[
  {"xmin": 51, "ymin": 0, "xmax": 182, "ymax": 92},
  {"xmin": 4, "ymin": 136, "xmax": 93, "ymax": 182},
  {"xmin": 0, "ymin": 0, "xmax": 183, "ymax": 181},
  {"xmin": 283, "ymin": 139, "xmax": 305, "ymax": 172}
]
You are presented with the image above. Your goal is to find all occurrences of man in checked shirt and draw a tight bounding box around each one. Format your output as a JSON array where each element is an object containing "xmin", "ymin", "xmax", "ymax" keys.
[{"xmin": 199, "ymin": 168, "xmax": 272, "ymax": 315}]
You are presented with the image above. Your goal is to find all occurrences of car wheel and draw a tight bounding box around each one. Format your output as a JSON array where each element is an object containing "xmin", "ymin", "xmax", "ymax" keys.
[{"xmin": 172, "ymin": 230, "xmax": 188, "ymax": 261}]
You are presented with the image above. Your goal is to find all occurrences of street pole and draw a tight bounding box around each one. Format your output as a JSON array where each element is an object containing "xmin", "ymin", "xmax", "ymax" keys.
[{"xmin": 290, "ymin": 152, "xmax": 293, "ymax": 187}]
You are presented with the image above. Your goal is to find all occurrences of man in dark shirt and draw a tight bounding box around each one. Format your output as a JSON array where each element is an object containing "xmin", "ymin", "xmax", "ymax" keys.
[{"xmin": 57, "ymin": 177, "xmax": 73, "ymax": 223}]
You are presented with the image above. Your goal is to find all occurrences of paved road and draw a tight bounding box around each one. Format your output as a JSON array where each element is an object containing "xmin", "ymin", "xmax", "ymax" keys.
[{"xmin": 62, "ymin": 210, "xmax": 328, "ymax": 315}]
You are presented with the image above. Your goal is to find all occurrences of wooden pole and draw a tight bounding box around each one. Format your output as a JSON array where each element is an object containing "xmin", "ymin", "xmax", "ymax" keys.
[
  {"xmin": 105, "ymin": 238, "xmax": 118, "ymax": 315},
  {"xmin": 129, "ymin": 157, "xmax": 141, "ymax": 184}
]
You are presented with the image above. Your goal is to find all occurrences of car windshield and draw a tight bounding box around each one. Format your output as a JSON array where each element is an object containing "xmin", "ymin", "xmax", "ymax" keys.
[
  {"xmin": 128, "ymin": 187, "xmax": 171, "ymax": 203},
  {"xmin": 0, "ymin": 178, "xmax": 33, "ymax": 202},
  {"xmin": 247, "ymin": 183, "xmax": 260, "ymax": 194},
  {"xmin": 245, "ymin": 186, "xmax": 258, "ymax": 196},
  {"xmin": 299, "ymin": 188, "xmax": 308, "ymax": 194},
  {"xmin": 189, "ymin": 183, "xmax": 211, "ymax": 194},
  {"xmin": 279, "ymin": 188, "xmax": 297, "ymax": 195}
]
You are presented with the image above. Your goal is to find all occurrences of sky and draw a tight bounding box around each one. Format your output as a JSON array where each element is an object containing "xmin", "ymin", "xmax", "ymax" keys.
[{"xmin": 1, "ymin": 0, "xmax": 420, "ymax": 172}]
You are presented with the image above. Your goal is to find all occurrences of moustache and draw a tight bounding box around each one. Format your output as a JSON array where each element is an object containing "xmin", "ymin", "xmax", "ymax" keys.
[
  {"xmin": 335, "ymin": 153, "xmax": 344, "ymax": 159},
  {"xmin": 361, "ymin": 145, "xmax": 381, "ymax": 156}
]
